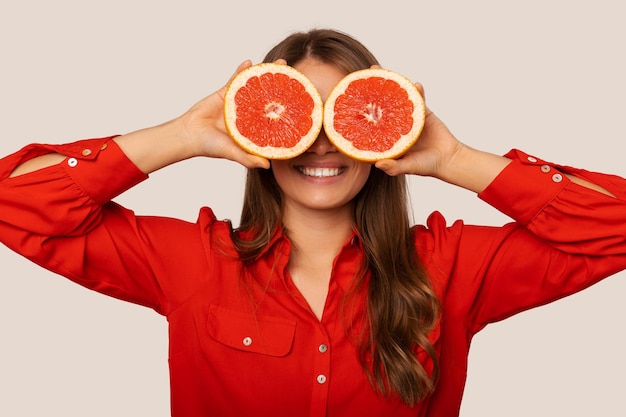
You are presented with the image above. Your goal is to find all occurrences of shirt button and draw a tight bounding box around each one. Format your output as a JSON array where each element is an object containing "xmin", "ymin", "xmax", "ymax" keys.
[
  {"xmin": 100, "ymin": 143, "xmax": 108, "ymax": 151},
  {"xmin": 527, "ymin": 156, "xmax": 538, "ymax": 163},
  {"xmin": 318, "ymin": 344, "xmax": 328, "ymax": 353},
  {"xmin": 316, "ymin": 374, "xmax": 327, "ymax": 384},
  {"xmin": 81, "ymin": 149, "xmax": 92, "ymax": 156},
  {"xmin": 243, "ymin": 337, "xmax": 253, "ymax": 347},
  {"xmin": 540, "ymin": 165, "xmax": 551, "ymax": 173},
  {"xmin": 552, "ymin": 173, "xmax": 563, "ymax": 183},
  {"xmin": 67, "ymin": 158, "xmax": 78, "ymax": 167}
]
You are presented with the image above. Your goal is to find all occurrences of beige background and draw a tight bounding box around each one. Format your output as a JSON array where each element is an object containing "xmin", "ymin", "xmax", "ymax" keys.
[{"xmin": 1, "ymin": 0, "xmax": 624, "ymax": 415}]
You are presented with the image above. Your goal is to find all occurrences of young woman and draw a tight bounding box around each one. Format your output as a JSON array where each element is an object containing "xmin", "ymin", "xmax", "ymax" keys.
[{"xmin": 1, "ymin": 29, "xmax": 624, "ymax": 417}]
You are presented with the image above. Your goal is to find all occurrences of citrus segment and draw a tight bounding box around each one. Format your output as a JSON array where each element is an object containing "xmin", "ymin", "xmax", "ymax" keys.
[
  {"xmin": 224, "ymin": 63, "xmax": 323, "ymax": 159},
  {"xmin": 323, "ymin": 68, "xmax": 425, "ymax": 162}
]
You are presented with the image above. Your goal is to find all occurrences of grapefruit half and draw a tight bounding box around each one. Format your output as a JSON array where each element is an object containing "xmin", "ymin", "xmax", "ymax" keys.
[
  {"xmin": 323, "ymin": 68, "xmax": 425, "ymax": 162},
  {"xmin": 224, "ymin": 63, "xmax": 323, "ymax": 159}
]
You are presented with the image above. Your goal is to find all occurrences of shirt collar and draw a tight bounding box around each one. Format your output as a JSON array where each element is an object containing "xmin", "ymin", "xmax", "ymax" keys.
[{"xmin": 243, "ymin": 226, "xmax": 366, "ymax": 294}]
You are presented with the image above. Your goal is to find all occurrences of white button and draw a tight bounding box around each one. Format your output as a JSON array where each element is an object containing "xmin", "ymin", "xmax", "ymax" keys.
[
  {"xmin": 552, "ymin": 173, "xmax": 563, "ymax": 183},
  {"xmin": 527, "ymin": 156, "xmax": 537, "ymax": 163},
  {"xmin": 67, "ymin": 158, "xmax": 78, "ymax": 167},
  {"xmin": 318, "ymin": 344, "xmax": 328, "ymax": 353},
  {"xmin": 243, "ymin": 337, "xmax": 252, "ymax": 346},
  {"xmin": 540, "ymin": 165, "xmax": 551, "ymax": 173},
  {"xmin": 81, "ymin": 149, "xmax": 92, "ymax": 156},
  {"xmin": 316, "ymin": 374, "xmax": 327, "ymax": 384},
  {"xmin": 100, "ymin": 143, "xmax": 108, "ymax": 150}
]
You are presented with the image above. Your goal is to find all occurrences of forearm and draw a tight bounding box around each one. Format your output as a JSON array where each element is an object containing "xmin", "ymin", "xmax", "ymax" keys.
[
  {"xmin": 436, "ymin": 144, "xmax": 511, "ymax": 194},
  {"xmin": 9, "ymin": 118, "xmax": 197, "ymax": 177},
  {"xmin": 478, "ymin": 148, "xmax": 625, "ymax": 254},
  {"xmin": 112, "ymin": 118, "xmax": 200, "ymax": 174},
  {"xmin": 439, "ymin": 143, "xmax": 614, "ymax": 197},
  {"xmin": 0, "ymin": 137, "xmax": 147, "ymax": 236}
]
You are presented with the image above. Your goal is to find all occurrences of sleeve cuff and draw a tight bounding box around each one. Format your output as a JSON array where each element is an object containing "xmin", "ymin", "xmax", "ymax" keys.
[
  {"xmin": 60, "ymin": 136, "xmax": 148, "ymax": 204},
  {"xmin": 478, "ymin": 149, "xmax": 569, "ymax": 225}
]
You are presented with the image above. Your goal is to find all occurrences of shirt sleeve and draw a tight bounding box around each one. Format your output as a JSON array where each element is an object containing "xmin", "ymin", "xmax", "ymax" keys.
[
  {"xmin": 442, "ymin": 149, "xmax": 626, "ymax": 334},
  {"xmin": 480, "ymin": 149, "xmax": 626, "ymax": 255},
  {"xmin": 0, "ymin": 137, "xmax": 211, "ymax": 315}
]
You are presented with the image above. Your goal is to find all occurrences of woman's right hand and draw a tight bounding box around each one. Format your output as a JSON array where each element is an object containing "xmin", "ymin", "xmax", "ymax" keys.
[
  {"xmin": 9, "ymin": 61, "xmax": 271, "ymax": 178},
  {"xmin": 175, "ymin": 60, "xmax": 270, "ymax": 169},
  {"xmin": 112, "ymin": 61, "xmax": 270, "ymax": 174}
]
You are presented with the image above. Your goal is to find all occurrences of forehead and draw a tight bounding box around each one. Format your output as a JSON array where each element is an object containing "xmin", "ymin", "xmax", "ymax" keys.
[{"xmin": 293, "ymin": 59, "xmax": 347, "ymax": 101}]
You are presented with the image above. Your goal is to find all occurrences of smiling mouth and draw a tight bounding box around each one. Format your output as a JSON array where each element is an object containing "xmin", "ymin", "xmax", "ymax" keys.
[{"xmin": 296, "ymin": 166, "xmax": 345, "ymax": 178}]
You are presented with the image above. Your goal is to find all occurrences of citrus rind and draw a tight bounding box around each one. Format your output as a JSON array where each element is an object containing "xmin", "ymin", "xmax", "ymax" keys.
[
  {"xmin": 224, "ymin": 62, "xmax": 324, "ymax": 160},
  {"xmin": 323, "ymin": 68, "xmax": 425, "ymax": 162}
]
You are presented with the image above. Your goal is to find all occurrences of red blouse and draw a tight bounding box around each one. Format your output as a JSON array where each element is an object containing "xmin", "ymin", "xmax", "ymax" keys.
[{"xmin": 1, "ymin": 137, "xmax": 625, "ymax": 417}]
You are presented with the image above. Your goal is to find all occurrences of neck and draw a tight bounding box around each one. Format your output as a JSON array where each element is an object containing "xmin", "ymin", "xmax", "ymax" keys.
[
  {"xmin": 282, "ymin": 204, "xmax": 354, "ymax": 260},
  {"xmin": 281, "ymin": 203, "xmax": 355, "ymax": 320}
]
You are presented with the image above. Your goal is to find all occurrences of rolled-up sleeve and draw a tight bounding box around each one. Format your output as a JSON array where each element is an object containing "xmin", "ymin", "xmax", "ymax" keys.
[
  {"xmin": 0, "ymin": 137, "xmax": 207, "ymax": 314},
  {"xmin": 0, "ymin": 136, "xmax": 146, "ymax": 235},
  {"xmin": 479, "ymin": 149, "xmax": 626, "ymax": 254},
  {"xmin": 463, "ymin": 149, "xmax": 626, "ymax": 329}
]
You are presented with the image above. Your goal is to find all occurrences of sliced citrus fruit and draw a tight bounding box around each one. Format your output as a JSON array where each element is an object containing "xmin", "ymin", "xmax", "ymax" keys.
[
  {"xmin": 224, "ymin": 62, "xmax": 323, "ymax": 160},
  {"xmin": 323, "ymin": 68, "xmax": 425, "ymax": 162}
]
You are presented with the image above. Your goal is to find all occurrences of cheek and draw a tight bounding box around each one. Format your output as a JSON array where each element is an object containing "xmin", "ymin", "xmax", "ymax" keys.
[
  {"xmin": 270, "ymin": 161, "xmax": 290, "ymax": 185},
  {"xmin": 356, "ymin": 164, "xmax": 373, "ymax": 184},
  {"xmin": 349, "ymin": 165, "xmax": 373, "ymax": 195}
]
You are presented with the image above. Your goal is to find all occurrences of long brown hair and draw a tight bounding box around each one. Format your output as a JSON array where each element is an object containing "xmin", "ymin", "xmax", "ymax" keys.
[{"xmin": 232, "ymin": 28, "xmax": 440, "ymax": 405}]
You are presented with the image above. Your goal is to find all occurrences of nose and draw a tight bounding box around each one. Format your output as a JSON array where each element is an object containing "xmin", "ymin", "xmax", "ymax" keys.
[{"xmin": 307, "ymin": 130, "xmax": 337, "ymax": 155}]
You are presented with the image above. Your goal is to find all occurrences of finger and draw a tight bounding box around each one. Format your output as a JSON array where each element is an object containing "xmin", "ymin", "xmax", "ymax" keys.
[
  {"xmin": 375, "ymin": 156, "xmax": 422, "ymax": 177},
  {"xmin": 229, "ymin": 60, "xmax": 253, "ymax": 82},
  {"xmin": 241, "ymin": 154, "xmax": 271, "ymax": 170},
  {"xmin": 274, "ymin": 59, "xmax": 288, "ymax": 65},
  {"xmin": 375, "ymin": 159, "xmax": 402, "ymax": 176},
  {"xmin": 226, "ymin": 60, "xmax": 253, "ymax": 84},
  {"xmin": 223, "ymin": 142, "xmax": 270, "ymax": 169},
  {"xmin": 414, "ymin": 82, "xmax": 425, "ymax": 100},
  {"xmin": 216, "ymin": 60, "xmax": 254, "ymax": 99},
  {"xmin": 236, "ymin": 59, "xmax": 253, "ymax": 71},
  {"xmin": 229, "ymin": 150, "xmax": 271, "ymax": 170}
]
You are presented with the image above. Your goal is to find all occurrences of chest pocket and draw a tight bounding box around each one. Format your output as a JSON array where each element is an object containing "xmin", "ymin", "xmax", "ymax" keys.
[{"xmin": 207, "ymin": 305, "xmax": 296, "ymax": 357}]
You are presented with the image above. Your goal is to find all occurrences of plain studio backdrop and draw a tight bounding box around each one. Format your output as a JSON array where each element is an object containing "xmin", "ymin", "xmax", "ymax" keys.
[{"xmin": 1, "ymin": 1, "xmax": 624, "ymax": 416}]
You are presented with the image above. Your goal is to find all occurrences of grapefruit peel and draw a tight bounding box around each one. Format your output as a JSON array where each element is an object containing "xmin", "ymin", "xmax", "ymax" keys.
[
  {"xmin": 223, "ymin": 63, "xmax": 323, "ymax": 160},
  {"xmin": 323, "ymin": 68, "xmax": 425, "ymax": 162}
]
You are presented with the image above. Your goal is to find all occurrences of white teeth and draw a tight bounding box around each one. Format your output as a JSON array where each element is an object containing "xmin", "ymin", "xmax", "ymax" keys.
[{"xmin": 299, "ymin": 167, "xmax": 342, "ymax": 177}]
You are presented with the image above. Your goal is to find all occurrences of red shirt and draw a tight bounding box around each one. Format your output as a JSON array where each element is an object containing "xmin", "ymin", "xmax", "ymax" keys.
[{"xmin": 1, "ymin": 137, "xmax": 625, "ymax": 417}]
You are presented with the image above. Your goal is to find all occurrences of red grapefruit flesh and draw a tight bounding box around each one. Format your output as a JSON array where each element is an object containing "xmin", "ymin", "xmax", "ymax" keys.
[
  {"xmin": 323, "ymin": 68, "xmax": 425, "ymax": 162},
  {"xmin": 224, "ymin": 63, "xmax": 323, "ymax": 159}
]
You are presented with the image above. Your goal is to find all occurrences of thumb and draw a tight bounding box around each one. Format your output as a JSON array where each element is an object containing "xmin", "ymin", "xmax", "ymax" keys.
[
  {"xmin": 375, "ymin": 159, "xmax": 403, "ymax": 176},
  {"xmin": 243, "ymin": 154, "xmax": 271, "ymax": 170},
  {"xmin": 216, "ymin": 60, "xmax": 254, "ymax": 99}
]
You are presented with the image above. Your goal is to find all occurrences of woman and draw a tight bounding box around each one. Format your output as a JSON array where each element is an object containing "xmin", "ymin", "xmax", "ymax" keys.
[{"xmin": 1, "ymin": 29, "xmax": 624, "ymax": 417}]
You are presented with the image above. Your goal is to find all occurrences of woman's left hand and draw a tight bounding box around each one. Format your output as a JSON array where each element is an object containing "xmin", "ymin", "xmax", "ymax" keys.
[
  {"xmin": 375, "ymin": 82, "xmax": 512, "ymax": 193},
  {"xmin": 374, "ymin": 83, "xmax": 464, "ymax": 179}
]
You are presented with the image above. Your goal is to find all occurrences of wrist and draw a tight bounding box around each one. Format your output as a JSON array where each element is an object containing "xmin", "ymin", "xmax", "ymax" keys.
[
  {"xmin": 168, "ymin": 116, "xmax": 207, "ymax": 159},
  {"xmin": 437, "ymin": 144, "xmax": 511, "ymax": 193},
  {"xmin": 113, "ymin": 118, "xmax": 201, "ymax": 174}
]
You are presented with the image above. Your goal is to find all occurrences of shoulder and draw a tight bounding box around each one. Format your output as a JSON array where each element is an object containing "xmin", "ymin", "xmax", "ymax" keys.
[
  {"xmin": 411, "ymin": 211, "xmax": 465, "ymax": 292},
  {"xmin": 411, "ymin": 211, "xmax": 519, "ymax": 298},
  {"xmin": 195, "ymin": 206, "xmax": 239, "ymax": 258},
  {"xmin": 412, "ymin": 211, "xmax": 465, "ymax": 254}
]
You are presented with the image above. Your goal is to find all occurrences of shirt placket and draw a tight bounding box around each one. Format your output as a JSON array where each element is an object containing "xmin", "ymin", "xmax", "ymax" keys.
[
  {"xmin": 309, "ymin": 243, "xmax": 360, "ymax": 417},
  {"xmin": 309, "ymin": 323, "xmax": 332, "ymax": 417}
]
